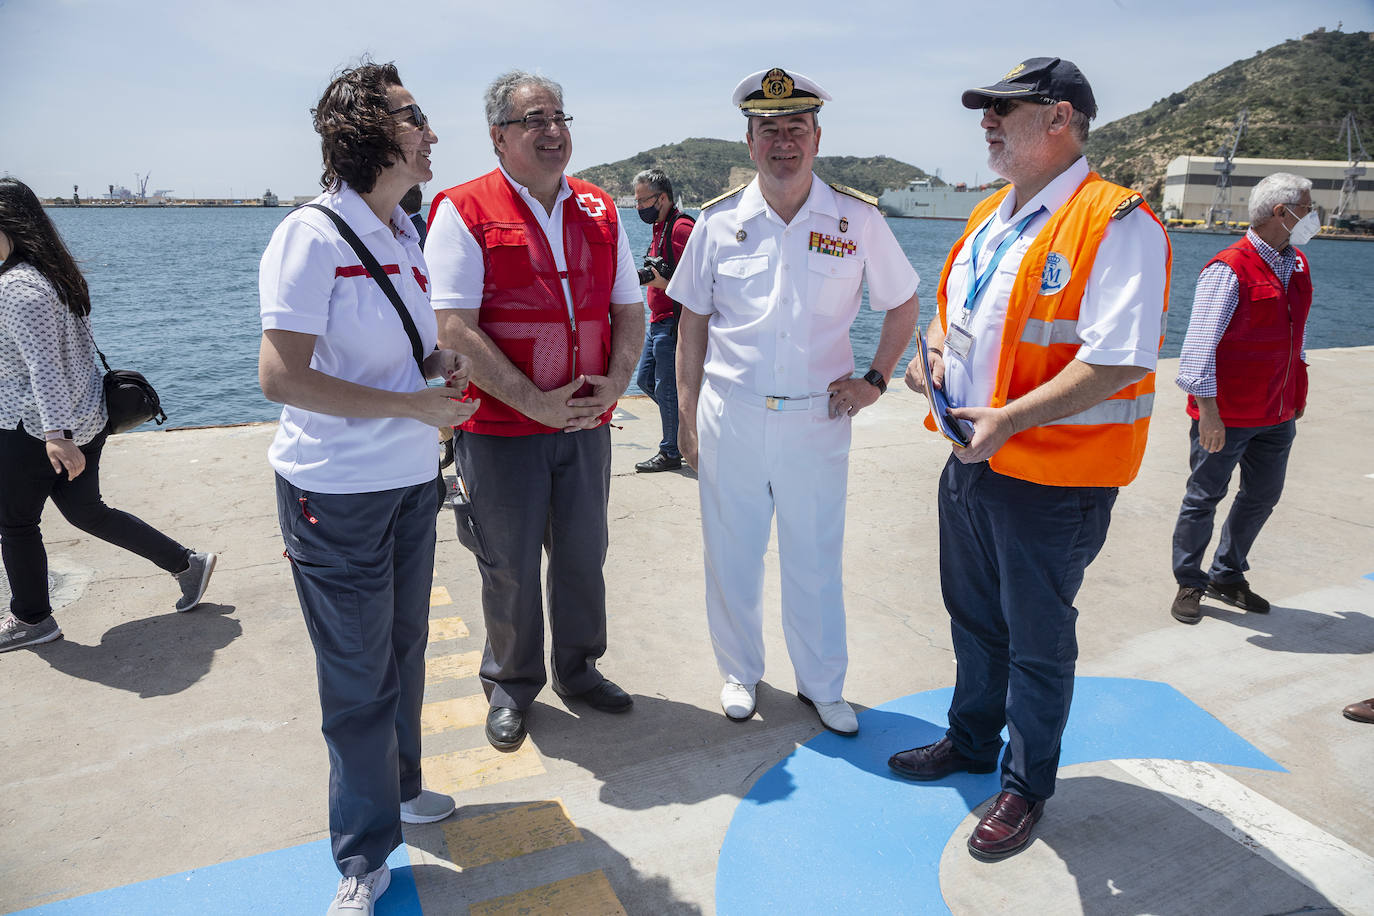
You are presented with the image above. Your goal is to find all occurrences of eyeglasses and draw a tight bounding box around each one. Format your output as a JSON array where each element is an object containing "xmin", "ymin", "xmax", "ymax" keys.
[
  {"xmin": 981, "ymin": 96, "xmax": 1057, "ymax": 117},
  {"xmin": 634, "ymin": 192, "xmax": 662, "ymax": 208},
  {"xmin": 388, "ymin": 103, "xmax": 428, "ymax": 130},
  {"xmin": 497, "ymin": 113, "xmax": 573, "ymax": 132}
]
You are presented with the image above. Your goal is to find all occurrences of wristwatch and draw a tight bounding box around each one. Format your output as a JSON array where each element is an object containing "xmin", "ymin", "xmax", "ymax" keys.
[
  {"xmin": 862, "ymin": 368, "xmax": 887, "ymax": 395},
  {"xmin": 43, "ymin": 429, "xmax": 74, "ymax": 441}
]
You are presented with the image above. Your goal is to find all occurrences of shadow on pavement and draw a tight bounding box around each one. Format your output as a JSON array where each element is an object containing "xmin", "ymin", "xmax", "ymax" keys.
[
  {"xmin": 1209, "ymin": 603, "xmax": 1374, "ymax": 654},
  {"xmin": 31, "ymin": 603, "xmax": 241, "ymax": 697}
]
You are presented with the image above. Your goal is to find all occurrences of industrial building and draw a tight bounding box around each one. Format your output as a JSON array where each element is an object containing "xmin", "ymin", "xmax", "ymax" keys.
[{"xmin": 1161, "ymin": 155, "xmax": 1372, "ymax": 224}]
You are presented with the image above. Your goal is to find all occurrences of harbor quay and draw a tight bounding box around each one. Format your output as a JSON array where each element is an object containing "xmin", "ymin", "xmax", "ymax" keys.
[{"xmin": 2, "ymin": 351, "xmax": 1372, "ymax": 915}]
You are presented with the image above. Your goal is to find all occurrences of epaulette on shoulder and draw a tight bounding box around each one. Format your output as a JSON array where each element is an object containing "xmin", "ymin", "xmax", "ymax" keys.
[
  {"xmin": 1111, "ymin": 193, "xmax": 1145, "ymax": 221},
  {"xmin": 829, "ymin": 182, "xmax": 879, "ymax": 208},
  {"xmin": 700, "ymin": 183, "xmax": 748, "ymax": 211}
]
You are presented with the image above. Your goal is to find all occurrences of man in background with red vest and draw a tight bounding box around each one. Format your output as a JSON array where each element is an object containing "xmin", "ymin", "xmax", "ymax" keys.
[
  {"xmin": 426, "ymin": 71, "xmax": 645, "ymax": 752},
  {"xmin": 888, "ymin": 58, "xmax": 1170, "ymax": 861},
  {"xmin": 1169, "ymin": 173, "xmax": 1315, "ymax": 625}
]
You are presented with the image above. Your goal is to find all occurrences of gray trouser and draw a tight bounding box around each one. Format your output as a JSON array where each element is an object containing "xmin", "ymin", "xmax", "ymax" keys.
[
  {"xmin": 452, "ymin": 427, "xmax": 610, "ymax": 710},
  {"xmin": 275, "ymin": 474, "xmax": 439, "ymax": 877}
]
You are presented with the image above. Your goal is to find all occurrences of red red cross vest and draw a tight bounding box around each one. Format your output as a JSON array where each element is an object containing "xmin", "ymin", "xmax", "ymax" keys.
[
  {"xmin": 1188, "ymin": 236, "xmax": 1311, "ymax": 427},
  {"xmin": 432, "ymin": 170, "xmax": 619, "ymax": 436}
]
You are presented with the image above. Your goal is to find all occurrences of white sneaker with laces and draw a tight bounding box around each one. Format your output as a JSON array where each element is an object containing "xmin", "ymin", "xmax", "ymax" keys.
[
  {"xmin": 400, "ymin": 789, "xmax": 455, "ymax": 824},
  {"xmin": 799, "ymin": 693, "xmax": 859, "ymax": 736},
  {"xmin": 327, "ymin": 864, "xmax": 390, "ymax": 915},
  {"xmin": 720, "ymin": 678, "xmax": 757, "ymax": 721}
]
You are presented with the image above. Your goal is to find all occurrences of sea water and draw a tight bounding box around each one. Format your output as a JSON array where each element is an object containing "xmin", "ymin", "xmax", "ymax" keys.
[{"xmin": 45, "ymin": 205, "xmax": 1374, "ymax": 429}]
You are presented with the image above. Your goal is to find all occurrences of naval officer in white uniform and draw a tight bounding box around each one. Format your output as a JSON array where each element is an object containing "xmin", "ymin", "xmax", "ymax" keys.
[{"xmin": 668, "ymin": 67, "xmax": 919, "ymax": 735}]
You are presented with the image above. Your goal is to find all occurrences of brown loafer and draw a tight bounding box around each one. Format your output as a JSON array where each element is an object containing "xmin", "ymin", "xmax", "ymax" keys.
[
  {"xmin": 967, "ymin": 791, "xmax": 1045, "ymax": 861},
  {"xmin": 888, "ymin": 735, "xmax": 997, "ymax": 781},
  {"xmin": 1342, "ymin": 698, "xmax": 1374, "ymax": 723}
]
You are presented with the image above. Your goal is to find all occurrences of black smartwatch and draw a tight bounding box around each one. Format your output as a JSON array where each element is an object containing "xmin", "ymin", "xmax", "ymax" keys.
[{"xmin": 863, "ymin": 368, "xmax": 887, "ymax": 395}]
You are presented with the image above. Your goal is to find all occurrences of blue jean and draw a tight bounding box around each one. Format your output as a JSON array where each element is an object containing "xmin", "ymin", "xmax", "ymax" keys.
[
  {"xmin": 635, "ymin": 316, "xmax": 680, "ymax": 459},
  {"xmin": 275, "ymin": 474, "xmax": 440, "ymax": 877},
  {"xmin": 1172, "ymin": 418, "xmax": 1296, "ymax": 588},
  {"xmin": 938, "ymin": 457, "xmax": 1116, "ymax": 802}
]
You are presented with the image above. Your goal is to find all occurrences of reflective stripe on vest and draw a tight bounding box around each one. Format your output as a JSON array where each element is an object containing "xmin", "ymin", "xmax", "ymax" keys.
[
  {"xmin": 1035, "ymin": 392, "xmax": 1155, "ymax": 427},
  {"xmin": 1019, "ymin": 317, "xmax": 1082, "ymax": 348}
]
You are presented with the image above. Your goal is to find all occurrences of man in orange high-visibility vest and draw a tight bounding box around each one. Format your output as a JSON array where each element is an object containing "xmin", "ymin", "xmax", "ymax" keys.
[{"xmin": 886, "ymin": 57, "xmax": 1171, "ymax": 862}]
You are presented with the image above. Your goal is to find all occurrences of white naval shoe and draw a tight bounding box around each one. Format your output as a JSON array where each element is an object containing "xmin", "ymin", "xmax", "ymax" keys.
[
  {"xmin": 720, "ymin": 678, "xmax": 757, "ymax": 721},
  {"xmin": 798, "ymin": 693, "xmax": 859, "ymax": 736}
]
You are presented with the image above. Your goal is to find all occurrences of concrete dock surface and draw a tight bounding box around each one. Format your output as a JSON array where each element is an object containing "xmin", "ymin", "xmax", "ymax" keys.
[{"xmin": 2, "ymin": 350, "xmax": 1372, "ymax": 915}]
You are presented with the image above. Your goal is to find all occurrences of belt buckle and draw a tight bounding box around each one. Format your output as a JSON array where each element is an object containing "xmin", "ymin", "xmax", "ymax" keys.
[{"xmin": 765, "ymin": 396, "xmax": 782, "ymax": 411}]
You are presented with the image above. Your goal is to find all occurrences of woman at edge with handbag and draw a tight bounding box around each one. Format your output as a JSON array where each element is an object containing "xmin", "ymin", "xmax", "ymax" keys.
[
  {"xmin": 257, "ymin": 61, "xmax": 477, "ymax": 916},
  {"xmin": 0, "ymin": 178, "xmax": 217, "ymax": 654}
]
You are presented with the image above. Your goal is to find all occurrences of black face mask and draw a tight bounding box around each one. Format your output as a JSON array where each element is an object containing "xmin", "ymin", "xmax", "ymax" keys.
[{"xmin": 637, "ymin": 203, "xmax": 660, "ymax": 224}]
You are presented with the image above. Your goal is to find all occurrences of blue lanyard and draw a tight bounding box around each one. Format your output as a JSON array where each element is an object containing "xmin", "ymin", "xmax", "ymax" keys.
[{"xmin": 962, "ymin": 206, "xmax": 1044, "ymax": 317}]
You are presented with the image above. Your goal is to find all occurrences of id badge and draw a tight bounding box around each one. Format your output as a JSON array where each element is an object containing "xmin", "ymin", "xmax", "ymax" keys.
[{"xmin": 945, "ymin": 323, "xmax": 975, "ymax": 361}]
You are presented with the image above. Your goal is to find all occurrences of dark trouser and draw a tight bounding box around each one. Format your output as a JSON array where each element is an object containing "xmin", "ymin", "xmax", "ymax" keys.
[
  {"xmin": 634, "ymin": 316, "xmax": 680, "ymax": 459},
  {"xmin": 451, "ymin": 426, "xmax": 610, "ymax": 710},
  {"xmin": 938, "ymin": 456, "xmax": 1116, "ymax": 803},
  {"xmin": 274, "ymin": 474, "xmax": 439, "ymax": 877},
  {"xmin": 1172, "ymin": 418, "xmax": 1296, "ymax": 588},
  {"xmin": 0, "ymin": 425, "xmax": 189, "ymax": 624}
]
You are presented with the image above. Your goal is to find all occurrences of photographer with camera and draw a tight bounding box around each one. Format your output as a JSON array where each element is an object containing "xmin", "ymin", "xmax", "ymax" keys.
[{"xmin": 632, "ymin": 168, "xmax": 695, "ymax": 472}]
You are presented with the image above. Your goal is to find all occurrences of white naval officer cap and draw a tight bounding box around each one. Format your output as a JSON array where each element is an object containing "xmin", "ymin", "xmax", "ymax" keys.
[{"xmin": 732, "ymin": 67, "xmax": 831, "ymax": 117}]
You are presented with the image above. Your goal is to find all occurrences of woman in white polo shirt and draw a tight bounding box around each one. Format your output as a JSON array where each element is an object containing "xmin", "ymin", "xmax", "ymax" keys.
[{"xmin": 257, "ymin": 61, "xmax": 477, "ymax": 916}]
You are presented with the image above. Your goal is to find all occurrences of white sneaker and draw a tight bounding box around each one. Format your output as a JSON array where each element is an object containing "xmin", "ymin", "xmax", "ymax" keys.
[
  {"xmin": 400, "ymin": 789, "xmax": 455, "ymax": 824},
  {"xmin": 327, "ymin": 864, "xmax": 390, "ymax": 915},
  {"xmin": 720, "ymin": 678, "xmax": 757, "ymax": 721},
  {"xmin": 799, "ymin": 693, "xmax": 859, "ymax": 736}
]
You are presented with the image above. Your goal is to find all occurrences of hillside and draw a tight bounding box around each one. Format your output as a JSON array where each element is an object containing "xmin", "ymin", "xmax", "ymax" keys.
[
  {"xmin": 574, "ymin": 137, "xmax": 938, "ymax": 205},
  {"xmin": 1088, "ymin": 28, "xmax": 1374, "ymax": 204}
]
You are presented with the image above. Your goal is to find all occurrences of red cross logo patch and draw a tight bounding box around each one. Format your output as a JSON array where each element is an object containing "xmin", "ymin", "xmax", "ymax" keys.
[
  {"xmin": 412, "ymin": 267, "xmax": 428, "ymax": 292},
  {"xmin": 574, "ymin": 192, "xmax": 607, "ymax": 218}
]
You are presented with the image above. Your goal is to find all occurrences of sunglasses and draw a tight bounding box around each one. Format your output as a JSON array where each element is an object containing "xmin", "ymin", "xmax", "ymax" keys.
[
  {"xmin": 497, "ymin": 113, "xmax": 574, "ymax": 132},
  {"xmin": 388, "ymin": 103, "xmax": 428, "ymax": 130},
  {"xmin": 981, "ymin": 96, "xmax": 1057, "ymax": 117}
]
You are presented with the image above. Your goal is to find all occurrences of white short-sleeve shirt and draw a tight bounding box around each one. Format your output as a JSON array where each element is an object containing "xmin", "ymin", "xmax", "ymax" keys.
[
  {"xmin": 666, "ymin": 174, "xmax": 918, "ymax": 396},
  {"xmin": 259, "ymin": 185, "xmax": 439, "ymax": 494},
  {"xmin": 426, "ymin": 165, "xmax": 642, "ymax": 314},
  {"xmin": 941, "ymin": 157, "xmax": 1168, "ymax": 411}
]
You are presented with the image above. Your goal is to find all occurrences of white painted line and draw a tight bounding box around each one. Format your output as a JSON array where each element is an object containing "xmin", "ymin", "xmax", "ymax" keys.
[{"xmin": 1117, "ymin": 759, "xmax": 1374, "ymax": 915}]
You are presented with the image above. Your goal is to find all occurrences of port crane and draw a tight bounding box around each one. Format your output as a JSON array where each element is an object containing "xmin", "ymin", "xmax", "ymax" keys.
[
  {"xmin": 1206, "ymin": 110, "xmax": 1247, "ymax": 228},
  {"xmin": 1333, "ymin": 112, "xmax": 1368, "ymax": 225}
]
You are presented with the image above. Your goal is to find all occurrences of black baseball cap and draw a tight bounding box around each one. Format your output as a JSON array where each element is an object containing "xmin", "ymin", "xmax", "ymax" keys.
[{"xmin": 961, "ymin": 57, "xmax": 1097, "ymax": 119}]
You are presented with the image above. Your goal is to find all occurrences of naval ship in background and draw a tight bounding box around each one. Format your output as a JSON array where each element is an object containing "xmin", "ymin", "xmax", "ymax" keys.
[{"xmin": 878, "ymin": 178, "xmax": 1001, "ymax": 221}]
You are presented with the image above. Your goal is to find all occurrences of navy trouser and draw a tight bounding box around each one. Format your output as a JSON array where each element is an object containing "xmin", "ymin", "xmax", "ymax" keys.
[
  {"xmin": 1172, "ymin": 418, "xmax": 1297, "ymax": 588},
  {"xmin": 275, "ymin": 474, "xmax": 439, "ymax": 877},
  {"xmin": 451, "ymin": 426, "xmax": 611, "ymax": 710},
  {"xmin": 0, "ymin": 425, "xmax": 189, "ymax": 624},
  {"xmin": 634, "ymin": 316, "xmax": 680, "ymax": 459},
  {"xmin": 938, "ymin": 456, "xmax": 1116, "ymax": 803}
]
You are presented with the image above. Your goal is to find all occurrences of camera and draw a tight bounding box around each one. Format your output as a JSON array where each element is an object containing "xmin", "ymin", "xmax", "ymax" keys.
[{"xmin": 638, "ymin": 255, "xmax": 673, "ymax": 285}]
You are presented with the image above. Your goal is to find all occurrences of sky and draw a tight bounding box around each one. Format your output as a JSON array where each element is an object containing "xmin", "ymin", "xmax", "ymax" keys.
[{"xmin": 3, "ymin": 0, "xmax": 1372, "ymax": 200}]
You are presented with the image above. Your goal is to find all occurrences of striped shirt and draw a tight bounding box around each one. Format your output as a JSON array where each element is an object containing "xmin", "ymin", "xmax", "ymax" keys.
[{"xmin": 1176, "ymin": 229, "xmax": 1308, "ymax": 398}]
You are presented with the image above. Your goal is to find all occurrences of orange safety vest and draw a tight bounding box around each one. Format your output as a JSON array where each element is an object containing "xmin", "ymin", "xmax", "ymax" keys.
[{"xmin": 930, "ymin": 174, "xmax": 1171, "ymax": 488}]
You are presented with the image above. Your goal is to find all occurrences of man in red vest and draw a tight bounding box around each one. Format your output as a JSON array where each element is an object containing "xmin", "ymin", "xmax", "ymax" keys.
[
  {"xmin": 426, "ymin": 71, "xmax": 645, "ymax": 752},
  {"xmin": 1170, "ymin": 173, "xmax": 1316, "ymax": 624},
  {"xmin": 888, "ymin": 58, "xmax": 1170, "ymax": 861}
]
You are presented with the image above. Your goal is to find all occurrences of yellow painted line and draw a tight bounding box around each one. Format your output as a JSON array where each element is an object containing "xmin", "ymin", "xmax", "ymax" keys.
[
  {"xmin": 423, "ymin": 742, "xmax": 545, "ymax": 794},
  {"xmin": 430, "ymin": 585, "xmax": 452, "ymax": 607},
  {"xmin": 429, "ymin": 615, "xmax": 469, "ymax": 641},
  {"xmin": 426, "ymin": 651, "xmax": 481, "ymax": 683},
  {"xmin": 420, "ymin": 694, "xmax": 488, "ymax": 735},
  {"xmin": 470, "ymin": 870, "xmax": 625, "ymax": 916},
  {"xmin": 442, "ymin": 800, "xmax": 582, "ymax": 869}
]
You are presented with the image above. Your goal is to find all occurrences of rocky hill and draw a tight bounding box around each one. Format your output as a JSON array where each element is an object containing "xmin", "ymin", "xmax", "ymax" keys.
[
  {"xmin": 1088, "ymin": 28, "xmax": 1374, "ymax": 204},
  {"xmin": 574, "ymin": 137, "xmax": 938, "ymax": 205}
]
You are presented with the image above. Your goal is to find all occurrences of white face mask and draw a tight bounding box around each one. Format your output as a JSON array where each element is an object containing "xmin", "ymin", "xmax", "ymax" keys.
[{"xmin": 1284, "ymin": 207, "xmax": 1320, "ymax": 246}]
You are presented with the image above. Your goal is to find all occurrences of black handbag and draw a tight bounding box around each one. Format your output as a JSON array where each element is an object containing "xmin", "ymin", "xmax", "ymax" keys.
[{"xmin": 83, "ymin": 319, "xmax": 167, "ymax": 435}]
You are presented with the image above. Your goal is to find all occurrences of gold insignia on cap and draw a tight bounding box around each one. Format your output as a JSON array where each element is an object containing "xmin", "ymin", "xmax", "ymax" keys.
[
  {"xmin": 762, "ymin": 68, "xmax": 795, "ymax": 99},
  {"xmin": 1002, "ymin": 63, "xmax": 1026, "ymax": 80}
]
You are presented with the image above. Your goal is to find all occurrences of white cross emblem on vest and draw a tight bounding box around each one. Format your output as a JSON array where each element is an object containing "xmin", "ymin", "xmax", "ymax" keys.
[{"xmin": 574, "ymin": 192, "xmax": 607, "ymax": 218}]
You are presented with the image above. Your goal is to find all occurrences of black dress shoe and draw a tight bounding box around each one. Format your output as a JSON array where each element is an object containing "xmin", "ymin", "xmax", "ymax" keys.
[
  {"xmin": 1206, "ymin": 580, "xmax": 1270, "ymax": 613},
  {"xmin": 564, "ymin": 678, "xmax": 634, "ymax": 713},
  {"xmin": 635, "ymin": 452, "xmax": 683, "ymax": 473},
  {"xmin": 888, "ymin": 735, "xmax": 997, "ymax": 781},
  {"xmin": 967, "ymin": 791, "xmax": 1045, "ymax": 861},
  {"xmin": 485, "ymin": 706, "xmax": 527, "ymax": 751}
]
